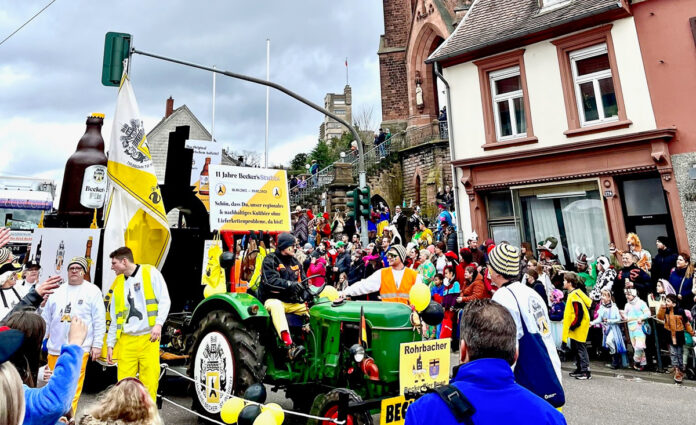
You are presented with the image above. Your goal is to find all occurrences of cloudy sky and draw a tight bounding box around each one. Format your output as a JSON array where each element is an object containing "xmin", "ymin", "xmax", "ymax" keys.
[{"xmin": 0, "ymin": 0, "xmax": 384, "ymax": 186}]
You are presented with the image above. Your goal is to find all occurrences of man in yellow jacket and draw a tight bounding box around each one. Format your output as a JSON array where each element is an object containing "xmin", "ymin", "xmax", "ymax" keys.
[
  {"xmin": 562, "ymin": 271, "xmax": 592, "ymax": 380},
  {"xmin": 106, "ymin": 246, "xmax": 171, "ymax": 400}
]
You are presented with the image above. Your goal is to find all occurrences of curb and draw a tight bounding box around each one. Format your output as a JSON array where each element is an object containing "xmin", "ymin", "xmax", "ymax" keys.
[{"xmin": 560, "ymin": 363, "xmax": 696, "ymax": 387}]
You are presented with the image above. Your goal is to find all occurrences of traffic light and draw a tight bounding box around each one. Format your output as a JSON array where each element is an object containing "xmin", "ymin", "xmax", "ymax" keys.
[
  {"xmin": 102, "ymin": 32, "xmax": 132, "ymax": 86},
  {"xmin": 346, "ymin": 187, "xmax": 360, "ymax": 219},
  {"xmin": 358, "ymin": 186, "xmax": 371, "ymax": 220}
]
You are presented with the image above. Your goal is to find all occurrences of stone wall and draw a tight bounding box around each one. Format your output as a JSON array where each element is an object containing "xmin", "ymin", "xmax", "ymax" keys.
[
  {"xmin": 671, "ymin": 152, "xmax": 696, "ymax": 254},
  {"xmin": 400, "ymin": 140, "xmax": 452, "ymax": 219}
]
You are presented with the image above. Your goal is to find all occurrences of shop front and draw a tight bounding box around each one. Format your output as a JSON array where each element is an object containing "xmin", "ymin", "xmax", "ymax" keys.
[{"xmin": 456, "ymin": 128, "xmax": 685, "ymax": 258}]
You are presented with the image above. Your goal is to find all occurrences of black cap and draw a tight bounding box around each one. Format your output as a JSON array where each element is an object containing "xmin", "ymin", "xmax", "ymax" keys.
[
  {"xmin": 277, "ymin": 232, "xmax": 296, "ymax": 251},
  {"xmin": 24, "ymin": 260, "xmax": 41, "ymax": 270},
  {"xmin": 0, "ymin": 262, "xmax": 21, "ymax": 275}
]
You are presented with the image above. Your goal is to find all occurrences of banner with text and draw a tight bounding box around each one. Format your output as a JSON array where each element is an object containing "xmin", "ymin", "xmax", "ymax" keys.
[
  {"xmin": 185, "ymin": 140, "xmax": 222, "ymax": 211},
  {"xmin": 398, "ymin": 339, "xmax": 450, "ymax": 395},
  {"xmin": 209, "ymin": 165, "xmax": 291, "ymax": 232}
]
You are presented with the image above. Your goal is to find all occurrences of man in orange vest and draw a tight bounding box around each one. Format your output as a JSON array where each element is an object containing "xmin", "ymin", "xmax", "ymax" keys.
[{"xmin": 339, "ymin": 244, "xmax": 421, "ymax": 304}]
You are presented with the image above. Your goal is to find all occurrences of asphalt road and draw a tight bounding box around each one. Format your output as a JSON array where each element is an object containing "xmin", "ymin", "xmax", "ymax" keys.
[{"xmin": 76, "ymin": 368, "xmax": 696, "ymax": 424}]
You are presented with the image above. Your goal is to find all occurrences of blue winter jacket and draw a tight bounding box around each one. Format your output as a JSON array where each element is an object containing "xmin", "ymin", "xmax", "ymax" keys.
[
  {"xmin": 24, "ymin": 344, "xmax": 82, "ymax": 425},
  {"xmin": 405, "ymin": 358, "xmax": 566, "ymax": 425}
]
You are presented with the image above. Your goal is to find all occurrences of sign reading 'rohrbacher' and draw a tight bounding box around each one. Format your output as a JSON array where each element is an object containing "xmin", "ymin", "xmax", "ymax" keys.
[
  {"xmin": 208, "ymin": 165, "xmax": 291, "ymax": 232},
  {"xmin": 398, "ymin": 339, "xmax": 450, "ymax": 395}
]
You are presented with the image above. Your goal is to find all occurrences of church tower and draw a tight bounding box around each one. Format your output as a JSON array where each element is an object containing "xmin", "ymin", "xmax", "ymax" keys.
[{"xmin": 378, "ymin": 0, "xmax": 471, "ymax": 130}]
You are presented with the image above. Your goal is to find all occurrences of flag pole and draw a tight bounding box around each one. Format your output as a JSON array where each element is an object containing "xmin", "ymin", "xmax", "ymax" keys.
[
  {"xmin": 212, "ymin": 65, "xmax": 216, "ymax": 142},
  {"xmin": 265, "ymin": 39, "xmax": 270, "ymax": 168}
]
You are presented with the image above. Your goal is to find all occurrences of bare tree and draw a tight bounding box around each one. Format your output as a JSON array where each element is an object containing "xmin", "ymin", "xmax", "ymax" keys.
[
  {"xmin": 352, "ymin": 104, "xmax": 378, "ymax": 147},
  {"xmin": 229, "ymin": 149, "xmax": 262, "ymax": 167}
]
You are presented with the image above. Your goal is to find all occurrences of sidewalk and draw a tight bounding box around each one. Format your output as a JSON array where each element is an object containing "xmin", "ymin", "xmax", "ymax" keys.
[{"xmin": 560, "ymin": 360, "xmax": 696, "ymax": 387}]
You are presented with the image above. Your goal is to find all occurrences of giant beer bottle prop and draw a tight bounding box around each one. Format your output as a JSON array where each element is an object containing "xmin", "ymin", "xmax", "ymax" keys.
[{"xmin": 58, "ymin": 113, "xmax": 108, "ymax": 220}]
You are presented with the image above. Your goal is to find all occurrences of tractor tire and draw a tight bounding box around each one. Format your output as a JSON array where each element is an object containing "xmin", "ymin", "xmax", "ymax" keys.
[
  {"xmin": 308, "ymin": 388, "xmax": 373, "ymax": 425},
  {"xmin": 188, "ymin": 310, "xmax": 266, "ymax": 423}
]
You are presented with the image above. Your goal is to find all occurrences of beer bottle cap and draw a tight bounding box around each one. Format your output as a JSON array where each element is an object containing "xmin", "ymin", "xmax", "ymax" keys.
[{"xmin": 90, "ymin": 113, "xmax": 105, "ymax": 119}]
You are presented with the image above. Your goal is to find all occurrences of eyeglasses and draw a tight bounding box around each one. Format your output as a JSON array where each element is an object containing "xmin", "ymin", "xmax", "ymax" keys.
[{"xmin": 68, "ymin": 267, "xmax": 83, "ymax": 272}]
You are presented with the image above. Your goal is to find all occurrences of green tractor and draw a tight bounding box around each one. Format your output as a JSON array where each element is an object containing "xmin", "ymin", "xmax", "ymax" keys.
[{"xmin": 185, "ymin": 276, "xmax": 421, "ymax": 424}]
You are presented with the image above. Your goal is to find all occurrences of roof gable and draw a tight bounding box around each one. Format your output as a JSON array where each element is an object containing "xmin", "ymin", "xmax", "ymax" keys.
[
  {"xmin": 147, "ymin": 105, "xmax": 212, "ymax": 140},
  {"xmin": 428, "ymin": 0, "xmax": 627, "ymax": 63}
]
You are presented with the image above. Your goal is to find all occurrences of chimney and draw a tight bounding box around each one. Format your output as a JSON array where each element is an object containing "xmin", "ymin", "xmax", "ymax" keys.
[{"xmin": 165, "ymin": 97, "xmax": 174, "ymax": 118}]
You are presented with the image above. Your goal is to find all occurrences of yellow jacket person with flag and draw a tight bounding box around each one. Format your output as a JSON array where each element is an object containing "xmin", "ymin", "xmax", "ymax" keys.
[{"xmin": 106, "ymin": 247, "xmax": 171, "ymax": 401}]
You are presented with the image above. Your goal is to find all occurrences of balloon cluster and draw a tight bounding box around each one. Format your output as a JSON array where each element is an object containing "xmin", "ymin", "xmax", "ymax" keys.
[
  {"xmin": 220, "ymin": 383, "xmax": 285, "ymax": 425},
  {"xmin": 409, "ymin": 283, "xmax": 444, "ymax": 326},
  {"xmin": 320, "ymin": 286, "xmax": 339, "ymax": 302}
]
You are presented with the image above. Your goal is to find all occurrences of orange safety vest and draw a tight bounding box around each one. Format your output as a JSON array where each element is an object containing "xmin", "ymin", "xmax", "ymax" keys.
[{"xmin": 379, "ymin": 267, "xmax": 417, "ymax": 305}]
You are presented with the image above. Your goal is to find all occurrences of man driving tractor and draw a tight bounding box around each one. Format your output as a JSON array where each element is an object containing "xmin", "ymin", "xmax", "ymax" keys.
[{"xmin": 259, "ymin": 232, "xmax": 308, "ymax": 360}]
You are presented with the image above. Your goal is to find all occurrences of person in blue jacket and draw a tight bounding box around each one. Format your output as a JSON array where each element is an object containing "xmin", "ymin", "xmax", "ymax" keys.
[
  {"xmin": 0, "ymin": 315, "xmax": 86, "ymax": 425},
  {"xmin": 405, "ymin": 299, "xmax": 566, "ymax": 425}
]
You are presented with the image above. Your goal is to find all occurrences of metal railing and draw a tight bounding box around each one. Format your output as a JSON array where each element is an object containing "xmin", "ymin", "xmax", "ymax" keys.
[{"xmin": 290, "ymin": 120, "xmax": 449, "ymax": 206}]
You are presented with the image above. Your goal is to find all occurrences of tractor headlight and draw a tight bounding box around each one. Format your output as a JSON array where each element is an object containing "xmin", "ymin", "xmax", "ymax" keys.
[{"xmin": 350, "ymin": 344, "xmax": 365, "ymax": 363}]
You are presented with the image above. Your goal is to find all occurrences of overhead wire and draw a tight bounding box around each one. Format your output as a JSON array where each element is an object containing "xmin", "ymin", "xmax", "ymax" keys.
[{"xmin": 0, "ymin": 0, "xmax": 58, "ymax": 48}]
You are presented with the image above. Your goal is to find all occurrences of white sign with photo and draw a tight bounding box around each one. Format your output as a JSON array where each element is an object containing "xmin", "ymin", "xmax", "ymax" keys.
[{"xmin": 29, "ymin": 228, "xmax": 101, "ymax": 284}]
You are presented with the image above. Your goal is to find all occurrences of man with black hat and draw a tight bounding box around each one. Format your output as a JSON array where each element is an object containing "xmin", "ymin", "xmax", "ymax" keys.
[
  {"xmin": 0, "ymin": 261, "xmax": 24, "ymax": 320},
  {"xmin": 41, "ymin": 256, "xmax": 106, "ymax": 414},
  {"xmin": 259, "ymin": 232, "xmax": 308, "ymax": 360},
  {"xmin": 339, "ymin": 244, "xmax": 422, "ymax": 305},
  {"xmin": 489, "ymin": 243, "xmax": 565, "ymax": 408},
  {"xmin": 17, "ymin": 259, "xmax": 41, "ymax": 296}
]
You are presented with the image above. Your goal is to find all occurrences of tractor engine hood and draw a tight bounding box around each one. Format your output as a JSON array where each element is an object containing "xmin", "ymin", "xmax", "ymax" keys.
[{"xmin": 310, "ymin": 300, "xmax": 413, "ymax": 328}]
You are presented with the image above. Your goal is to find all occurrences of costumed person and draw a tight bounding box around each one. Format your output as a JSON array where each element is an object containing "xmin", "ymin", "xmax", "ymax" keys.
[
  {"xmin": 657, "ymin": 294, "xmax": 695, "ymax": 383},
  {"xmin": 339, "ymin": 244, "xmax": 422, "ymax": 305},
  {"xmin": 648, "ymin": 278, "xmax": 676, "ymax": 310},
  {"xmin": 439, "ymin": 266, "xmax": 461, "ymax": 340},
  {"xmin": 436, "ymin": 204, "xmax": 452, "ymax": 233},
  {"xmin": 41, "ymin": 257, "xmax": 106, "ymax": 414},
  {"xmin": 614, "ymin": 252, "xmax": 651, "ymax": 309},
  {"xmin": 258, "ymin": 232, "xmax": 308, "ymax": 360},
  {"xmin": 589, "ymin": 256, "xmax": 616, "ymax": 302},
  {"xmin": 548, "ymin": 289, "xmax": 565, "ymax": 351},
  {"xmin": 626, "ymin": 232, "xmax": 652, "ymax": 273},
  {"xmin": 589, "ymin": 288, "xmax": 626, "ymax": 369},
  {"xmin": 575, "ymin": 252, "xmax": 596, "ymax": 292},
  {"xmin": 562, "ymin": 272, "xmax": 593, "ymax": 380},
  {"xmin": 0, "ymin": 262, "xmax": 24, "ymax": 320},
  {"xmin": 106, "ymin": 247, "xmax": 171, "ymax": 401},
  {"xmin": 537, "ymin": 237, "xmax": 560, "ymax": 267},
  {"xmin": 620, "ymin": 288, "xmax": 651, "ymax": 371}
]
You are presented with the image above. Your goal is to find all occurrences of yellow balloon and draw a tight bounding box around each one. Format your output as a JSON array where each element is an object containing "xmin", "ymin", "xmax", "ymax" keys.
[
  {"xmin": 320, "ymin": 286, "xmax": 339, "ymax": 302},
  {"xmin": 253, "ymin": 410, "xmax": 278, "ymax": 425},
  {"xmin": 221, "ymin": 397, "xmax": 246, "ymax": 424},
  {"xmin": 409, "ymin": 282, "xmax": 431, "ymax": 312},
  {"xmin": 204, "ymin": 284, "xmax": 226, "ymax": 298},
  {"xmin": 262, "ymin": 403, "xmax": 285, "ymax": 425}
]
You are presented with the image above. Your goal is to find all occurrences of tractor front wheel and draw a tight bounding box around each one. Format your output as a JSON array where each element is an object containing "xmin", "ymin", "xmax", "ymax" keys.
[
  {"xmin": 309, "ymin": 388, "xmax": 373, "ymax": 425},
  {"xmin": 188, "ymin": 310, "xmax": 266, "ymax": 423}
]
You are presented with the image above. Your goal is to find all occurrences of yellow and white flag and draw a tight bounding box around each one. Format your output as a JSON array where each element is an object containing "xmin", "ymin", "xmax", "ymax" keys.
[{"xmin": 101, "ymin": 72, "xmax": 171, "ymax": 292}]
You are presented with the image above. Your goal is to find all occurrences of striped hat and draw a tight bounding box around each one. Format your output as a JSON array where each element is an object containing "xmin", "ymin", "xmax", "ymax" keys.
[
  {"xmin": 0, "ymin": 248, "xmax": 11, "ymax": 264},
  {"xmin": 388, "ymin": 244, "xmax": 407, "ymax": 263},
  {"xmin": 488, "ymin": 243, "xmax": 520, "ymax": 277},
  {"xmin": 68, "ymin": 256, "xmax": 88, "ymax": 272}
]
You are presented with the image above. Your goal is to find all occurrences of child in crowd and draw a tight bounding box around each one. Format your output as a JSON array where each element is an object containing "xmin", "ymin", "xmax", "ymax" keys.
[
  {"xmin": 336, "ymin": 272, "xmax": 348, "ymax": 292},
  {"xmin": 549, "ymin": 289, "xmax": 565, "ymax": 351},
  {"xmin": 621, "ymin": 288, "xmax": 651, "ymax": 371},
  {"xmin": 425, "ymin": 274, "xmax": 445, "ymax": 339},
  {"xmin": 439, "ymin": 266, "xmax": 461, "ymax": 339},
  {"xmin": 590, "ymin": 288, "xmax": 626, "ymax": 369},
  {"xmin": 562, "ymin": 272, "xmax": 593, "ymax": 380},
  {"xmin": 648, "ymin": 279, "xmax": 675, "ymax": 311},
  {"xmin": 657, "ymin": 294, "xmax": 695, "ymax": 383}
]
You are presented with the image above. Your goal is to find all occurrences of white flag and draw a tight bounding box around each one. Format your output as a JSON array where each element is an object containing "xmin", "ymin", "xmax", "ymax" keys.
[{"xmin": 102, "ymin": 72, "xmax": 170, "ymax": 292}]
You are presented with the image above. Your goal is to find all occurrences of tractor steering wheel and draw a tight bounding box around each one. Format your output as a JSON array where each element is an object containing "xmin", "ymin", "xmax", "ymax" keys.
[{"xmin": 295, "ymin": 275, "xmax": 327, "ymax": 305}]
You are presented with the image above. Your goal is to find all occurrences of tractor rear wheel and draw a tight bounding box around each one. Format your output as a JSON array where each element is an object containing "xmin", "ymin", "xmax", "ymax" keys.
[
  {"xmin": 188, "ymin": 310, "xmax": 266, "ymax": 423},
  {"xmin": 309, "ymin": 388, "xmax": 373, "ymax": 425}
]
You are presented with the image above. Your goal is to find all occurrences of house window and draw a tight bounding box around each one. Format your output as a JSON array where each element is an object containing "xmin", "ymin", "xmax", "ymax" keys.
[
  {"xmin": 552, "ymin": 25, "xmax": 630, "ymax": 137},
  {"xmin": 474, "ymin": 49, "xmax": 537, "ymax": 150},
  {"xmin": 570, "ymin": 44, "xmax": 618, "ymax": 126},
  {"xmin": 334, "ymin": 99, "xmax": 345, "ymax": 105},
  {"xmin": 334, "ymin": 109, "xmax": 345, "ymax": 115},
  {"xmin": 490, "ymin": 67, "xmax": 527, "ymax": 140}
]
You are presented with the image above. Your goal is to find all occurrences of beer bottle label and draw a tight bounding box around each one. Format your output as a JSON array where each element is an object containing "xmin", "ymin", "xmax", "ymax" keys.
[{"xmin": 80, "ymin": 165, "xmax": 108, "ymax": 208}]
